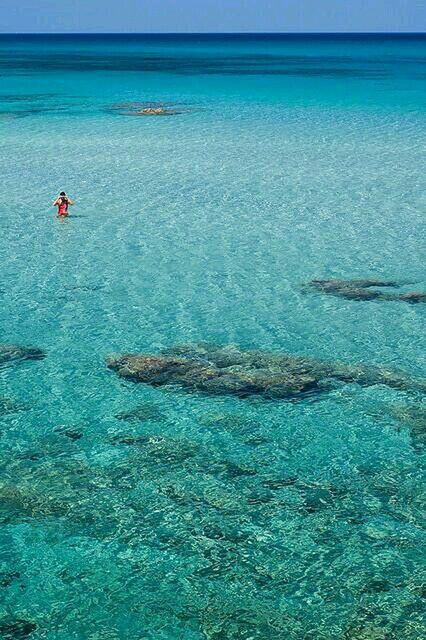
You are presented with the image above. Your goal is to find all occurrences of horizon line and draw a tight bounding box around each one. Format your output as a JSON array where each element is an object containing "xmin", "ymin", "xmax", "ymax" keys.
[{"xmin": 0, "ymin": 31, "xmax": 425, "ymax": 35}]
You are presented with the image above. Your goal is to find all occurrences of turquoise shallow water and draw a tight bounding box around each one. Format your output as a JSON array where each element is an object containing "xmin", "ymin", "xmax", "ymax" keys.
[{"xmin": 0, "ymin": 34, "xmax": 425, "ymax": 639}]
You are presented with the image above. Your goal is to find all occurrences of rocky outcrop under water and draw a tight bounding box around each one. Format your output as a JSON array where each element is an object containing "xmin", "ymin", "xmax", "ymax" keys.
[
  {"xmin": 115, "ymin": 402, "xmax": 164, "ymax": 423},
  {"xmin": 107, "ymin": 343, "xmax": 426, "ymax": 399},
  {"xmin": 0, "ymin": 344, "xmax": 45, "ymax": 365},
  {"xmin": 0, "ymin": 618, "xmax": 37, "ymax": 639},
  {"xmin": 136, "ymin": 107, "xmax": 180, "ymax": 116},
  {"xmin": 108, "ymin": 101, "xmax": 188, "ymax": 117},
  {"xmin": 0, "ymin": 397, "xmax": 28, "ymax": 415},
  {"xmin": 389, "ymin": 403, "xmax": 426, "ymax": 452},
  {"xmin": 304, "ymin": 279, "xmax": 426, "ymax": 303},
  {"xmin": 2, "ymin": 403, "xmax": 424, "ymax": 639}
]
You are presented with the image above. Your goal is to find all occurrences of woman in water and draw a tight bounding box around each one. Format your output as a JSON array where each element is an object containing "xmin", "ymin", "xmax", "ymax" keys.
[{"xmin": 53, "ymin": 191, "xmax": 74, "ymax": 217}]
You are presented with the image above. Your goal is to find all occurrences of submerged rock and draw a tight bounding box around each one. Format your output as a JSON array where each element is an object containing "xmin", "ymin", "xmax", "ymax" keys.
[
  {"xmin": 136, "ymin": 107, "xmax": 179, "ymax": 116},
  {"xmin": 304, "ymin": 279, "xmax": 425, "ymax": 304},
  {"xmin": 0, "ymin": 398, "xmax": 28, "ymax": 415},
  {"xmin": 107, "ymin": 343, "xmax": 426, "ymax": 400},
  {"xmin": 109, "ymin": 434, "xmax": 199, "ymax": 465},
  {"xmin": 344, "ymin": 627, "xmax": 390, "ymax": 640},
  {"xmin": 244, "ymin": 435, "xmax": 270, "ymax": 447},
  {"xmin": 0, "ymin": 344, "xmax": 45, "ymax": 365},
  {"xmin": 0, "ymin": 483, "xmax": 70, "ymax": 523},
  {"xmin": 308, "ymin": 279, "xmax": 399, "ymax": 291},
  {"xmin": 0, "ymin": 618, "xmax": 37, "ymax": 639},
  {"xmin": 109, "ymin": 101, "xmax": 187, "ymax": 117},
  {"xmin": 54, "ymin": 425, "xmax": 83, "ymax": 441},
  {"xmin": 389, "ymin": 404, "xmax": 426, "ymax": 451},
  {"xmin": 398, "ymin": 292, "xmax": 426, "ymax": 304},
  {"xmin": 0, "ymin": 571, "xmax": 21, "ymax": 588},
  {"xmin": 115, "ymin": 402, "xmax": 164, "ymax": 423},
  {"xmin": 199, "ymin": 412, "xmax": 264, "ymax": 438},
  {"xmin": 110, "ymin": 434, "xmax": 151, "ymax": 446},
  {"xmin": 107, "ymin": 351, "xmax": 320, "ymax": 399},
  {"xmin": 209, "ymin": 460, "xmax": 258, "ymax": 480},
  {"xmin": 262, "ymin": 477, "xmax": 298, "ymax": 490}
]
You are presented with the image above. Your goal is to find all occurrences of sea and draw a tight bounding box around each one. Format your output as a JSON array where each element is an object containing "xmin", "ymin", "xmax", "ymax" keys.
[{"xmin": 0, "ymin": 34, "xmax": 425, "ymax": 640}]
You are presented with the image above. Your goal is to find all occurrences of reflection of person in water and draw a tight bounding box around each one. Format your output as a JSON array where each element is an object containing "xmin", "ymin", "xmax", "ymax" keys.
[{"xmin": 53, "ymin": 191, "xmax": 74, "ymax": 217}]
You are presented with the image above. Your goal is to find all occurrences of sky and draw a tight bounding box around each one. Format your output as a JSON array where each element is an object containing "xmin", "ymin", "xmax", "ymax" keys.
[{"xmin": 0, "ymin": 0, "xmax": 425, "ymax": 34}]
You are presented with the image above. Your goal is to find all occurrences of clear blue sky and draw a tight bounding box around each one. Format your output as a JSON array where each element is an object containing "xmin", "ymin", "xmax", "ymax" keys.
[{"xmin": 0, "ymin": 1, "xmax": 425, "ymax": 34}]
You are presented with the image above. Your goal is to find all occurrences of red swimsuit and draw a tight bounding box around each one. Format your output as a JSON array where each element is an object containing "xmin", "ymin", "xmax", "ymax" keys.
[{"xmin": 57, "ymin": 199, "xmax": 69, "ymax": 217}]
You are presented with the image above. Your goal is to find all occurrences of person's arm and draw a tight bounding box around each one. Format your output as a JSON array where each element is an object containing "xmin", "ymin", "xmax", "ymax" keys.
[
  {"xmin": 68, "ymin": 198, "xmax": 74, "ymax": 205},
  {"xmin": 53, "ymin": 198, "xmax": 59, "ymax": 206}
]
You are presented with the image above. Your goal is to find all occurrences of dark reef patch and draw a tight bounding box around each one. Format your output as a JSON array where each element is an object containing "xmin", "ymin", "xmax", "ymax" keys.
[
  {"xmin": 109, "ymin": 434, "xmax": 199, "ymax": 467},
  {"xmin": 0, "ymin": 618, "xmax": 37, "ymax": 639},
  {"xmin": 107, "ymin": 343, "xmax": 426, "ymax": 400},
  {"xmin": 263, "ymin": 477, "xmax": 298, "ymax": 490},
  {"xmin": 0, "ymin": 105, "xmax": 69, "ymax": 119},
  {"xmin": 0, "ymin": 93, "xmax": 56, "ymax": 102},
  {"xmin": 53, "ymin": 425, "xmax": 84, "ymax": 441},
  {"xmin": 63, "ymin": 283, "xmax": 105, "ymax": 292},
  {"xmin": 0, "ymin": 398, "xmax": 29, "ymax": 415},
  {"xmin": 115, "ymin": 402, "xmax": 164, "ymax": 423},
  {"xmin": 304, "ymin": 279, "xmax": 426, "ymax": 303},
  {"xmin": 0, "ymin": 50, "xmax": 416, "ymax": 79},
  {"xmin": 106, "ymin": 101, "xmax": 191, "ymax": 117},
  {"xmin": 389, "ymin": 403, "xmax": 426, "ymax": 451},
  {"xmin": 344, "ymin": 625, "xmax": 391, "ymax": 640},
  {"xmin": 0, "ymin": 344, "xmax": 45, "ymax": 366},
  {"xmin": 0, "ymin": 93, "xmax": 64, "ymax": 119},
  {"xmin": 109, "ymin": 434, "xmax": 151, "ymax": 446},
  {"xmin": 0, "ymin": 571, "xmax": 21, "ymax": 588}
]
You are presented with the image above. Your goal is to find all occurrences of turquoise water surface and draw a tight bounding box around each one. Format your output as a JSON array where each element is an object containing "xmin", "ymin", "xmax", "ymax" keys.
[{"xmin": 0, "ymin": 34, "xmax": 425, "ymax": 639}]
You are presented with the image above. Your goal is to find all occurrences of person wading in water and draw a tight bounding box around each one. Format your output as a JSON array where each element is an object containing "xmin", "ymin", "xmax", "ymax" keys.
[{"xmin": 53, "ymin": 191, "xmax": 74, "ymax": 217}]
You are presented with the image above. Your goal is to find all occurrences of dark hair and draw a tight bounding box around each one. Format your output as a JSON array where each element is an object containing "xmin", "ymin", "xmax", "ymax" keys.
[{"xmin": 60, "ymin": 191, "xmax": 66, "ymax": 196}]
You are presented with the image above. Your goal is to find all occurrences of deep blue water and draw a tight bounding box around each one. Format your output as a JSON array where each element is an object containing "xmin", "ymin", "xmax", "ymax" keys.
[{"xmin": 0, "ymin": 34, "xmax": 425, "ymax": 640}]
